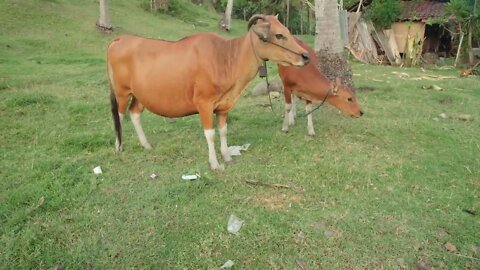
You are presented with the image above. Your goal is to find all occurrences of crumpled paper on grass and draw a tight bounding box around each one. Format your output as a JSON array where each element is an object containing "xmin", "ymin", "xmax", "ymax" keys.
[{"xmin": 228, "ymin": 143, "xmax": 251, "ymax": 156}]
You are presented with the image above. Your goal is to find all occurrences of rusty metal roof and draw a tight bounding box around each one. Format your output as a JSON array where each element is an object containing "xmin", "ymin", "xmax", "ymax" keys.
[{"xmin": 398, "ymin": 0, "xmax": 447, "ymax": 21}]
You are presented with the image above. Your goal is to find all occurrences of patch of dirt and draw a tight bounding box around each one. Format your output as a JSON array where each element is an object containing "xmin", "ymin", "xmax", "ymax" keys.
[
  {"xmin": 439, "ymin": 98, "xmax": 453, "ymax": 104},
  {"xmin": 251, "ymin": 192, "xmax": 303, "ymax": 210}
]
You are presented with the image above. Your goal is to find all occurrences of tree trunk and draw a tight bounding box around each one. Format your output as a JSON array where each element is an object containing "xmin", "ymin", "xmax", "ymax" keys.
[
  {"xmin": 97, "ymin": 0, "xmax": 112, "ymax": 32},
  {"xmin": 314, "ymin": 0, "xmax": 354, "ymax": 88},
  {"xmin": 468, "ymin": 0, "xmax": 478, "ymax": 65},
  {"xmin": 300, "ymin": 2, "xmax": 304, "ymax": 35},
  {"xmin": 220, "ymin": 0, "xmax": 233, "ymax": 31},
  {"xmin": 286, "ymin": 0, "xmax": 290, "ymax": 30}
]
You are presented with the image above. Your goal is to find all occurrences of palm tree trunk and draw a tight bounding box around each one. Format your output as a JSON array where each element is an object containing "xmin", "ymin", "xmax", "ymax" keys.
[
  {"xmin": 314, "ymin": 0, "xmax": 354, "ymax": 89},
  {"xmin": 97, "ymin": 0, "xmax": 112, "ymax": 32}
]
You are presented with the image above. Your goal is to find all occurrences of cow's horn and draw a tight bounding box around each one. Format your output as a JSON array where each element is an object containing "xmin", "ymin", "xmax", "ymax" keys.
[{"xmin": 247, "ymin": 14, "xmax": 267, "ymax": 30}]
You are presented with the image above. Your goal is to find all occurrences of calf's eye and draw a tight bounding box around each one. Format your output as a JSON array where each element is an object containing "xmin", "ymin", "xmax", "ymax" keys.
[
  {"xmin": 275, "ymin": 34, "xmax": 285, "ymax": 40},
  {"xmin": 347, "ymin": 97, "xmax": 353, "ymax": 102}
]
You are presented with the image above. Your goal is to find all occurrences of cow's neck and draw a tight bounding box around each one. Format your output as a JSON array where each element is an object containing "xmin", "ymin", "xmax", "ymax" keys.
[{"xmin": 226, "ymin": 32, "xmax": 263, "ymax": 87}]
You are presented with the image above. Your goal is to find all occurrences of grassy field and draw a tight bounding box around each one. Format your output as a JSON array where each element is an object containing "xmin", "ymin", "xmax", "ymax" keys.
[{"xmin": 1, "ymin": 0, "xmax": 479, "ymax": 269}]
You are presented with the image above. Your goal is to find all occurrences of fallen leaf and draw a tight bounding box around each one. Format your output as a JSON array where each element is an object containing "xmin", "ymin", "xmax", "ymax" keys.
[
  {"xmin": 37, "ymin": 196, "xmax": 45, "ymax": 207},
  {"xmin": 294, "ymin": 231, "xmax": 306, "ymax": 242},
  {"xmin": 472, "ymin": 245, "xmax": 479, "ymax": 255},
  {"xmin": 295, "ymin": 258, "xmax": 309, "ymax": 270},
  {"xmin": 457, "ymin": 114, "xmax": 474, "ymax": 121},
  {"xmin": 444, "ymin": 242, "xmax": 457, "ymax": 253}
]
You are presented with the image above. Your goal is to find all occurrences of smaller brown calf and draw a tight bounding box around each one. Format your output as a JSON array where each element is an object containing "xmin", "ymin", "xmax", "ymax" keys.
[{"xmin": 278, "ymin": 38, "xmax": 363, "ymax": 136}]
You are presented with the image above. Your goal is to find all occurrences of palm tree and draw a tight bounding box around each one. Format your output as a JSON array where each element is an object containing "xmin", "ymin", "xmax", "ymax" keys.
[
  {"xmin": 314, "ymin": 0, "xmax": 353, "ymax": 88},
  {"xmin": 97, "ymin": 0, "xmax": 112, "ymax": 32}
]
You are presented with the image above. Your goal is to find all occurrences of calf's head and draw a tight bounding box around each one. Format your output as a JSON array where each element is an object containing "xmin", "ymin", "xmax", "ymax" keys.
[
  {"xmin": 328, "ymin": 78, "xmax": 363, "ymax": 118},
  {"xmin": 248, "ymin": 14, "xmax": 309, "ymax": 67}
]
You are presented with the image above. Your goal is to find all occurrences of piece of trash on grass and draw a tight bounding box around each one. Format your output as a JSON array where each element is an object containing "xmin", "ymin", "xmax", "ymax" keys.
[
  {"xmin": 227, "ymin": 214, "xmax": 244, "ymax": 234},
  {"xmin": 182, "ymin": 174, "xmax": 200, "ymax": 181},
  {"xmin": 93, "ymin": 166, "xmax": 102, "ymax": 175},
  {"xmin": 422, "ymin": 84, "xmax": 444, "ymax": 91},
  {"xmin": 228, "ymin": 143, "xmax": 251, "ymax": 156},
  {"xmin": 439, "ymin": 113, "xmax": 447, "ymax": 119},
  {"xmin": 149, "ymin": 173, "xmax": 158, "ymax": 180},
  {"xmin": 219, "ymin": 260, "xmax": 234, "ymax": 269}
]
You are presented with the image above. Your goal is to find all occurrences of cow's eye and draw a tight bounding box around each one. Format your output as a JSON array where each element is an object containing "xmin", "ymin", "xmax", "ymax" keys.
[
  {"xmin": 347, "ymin": 97, "xmax": 353, "ymax": 102},
  {"xmin": 275, "ymin": 34, "xmax": 285, "ymax": 40}
]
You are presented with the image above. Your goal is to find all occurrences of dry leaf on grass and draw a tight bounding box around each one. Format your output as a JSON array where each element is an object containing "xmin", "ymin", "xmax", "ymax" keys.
[
  {"xmin": 295, "ymin": 258, "xmax": 309, "ymax": 270},
  {"xmin": 444, "ymin": 242, "xmax": 457, "ymax": 253}
]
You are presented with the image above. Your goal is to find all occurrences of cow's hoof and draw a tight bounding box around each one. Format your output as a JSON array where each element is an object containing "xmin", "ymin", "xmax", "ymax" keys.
[
  {"xmin": 308, "ymin": 131, "xmax": 316, "ymax": 137},
  {"xmin": 115, "ymin": 144, "xmax": 124, "ymax": 152},
  {"xmin": 223, "ymin": 155, "xmax": 233, "ymax": 163},
  {"xmin": 211, "ymin": 163, "xmax": 225, "ymax": 171},
  {"xmin": 281, "ymin": 128, "xmax": 289, "ymax": 133},
  {"xmin": 143, "ymin": 143, "xmax": 152, "ymax": 150}
]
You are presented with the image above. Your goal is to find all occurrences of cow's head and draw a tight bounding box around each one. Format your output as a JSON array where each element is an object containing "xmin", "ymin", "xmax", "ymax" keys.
[
  {"xmin": 328, "ymin": 78, "xmax": 363, "ymax": 118},
  {"xmin": 248, "ymin": 14, "xmax": 309, "ymax": 67}
]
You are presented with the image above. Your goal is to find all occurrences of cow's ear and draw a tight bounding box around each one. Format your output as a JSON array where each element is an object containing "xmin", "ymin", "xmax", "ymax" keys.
[
  {"xmin": 252, "ymin": 22, "xmax": 271, "ymax": 42},
  {"xmin": 331, "ymin": 77, "xmax": 340, "ymax": 96}
]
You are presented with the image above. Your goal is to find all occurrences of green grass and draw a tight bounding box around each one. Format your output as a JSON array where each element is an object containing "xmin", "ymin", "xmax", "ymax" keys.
[{"xmin": 1, "ymin": 0, "xmax": 479, "ymax": 269}]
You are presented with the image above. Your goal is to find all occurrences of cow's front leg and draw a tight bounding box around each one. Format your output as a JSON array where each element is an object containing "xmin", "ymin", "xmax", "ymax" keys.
[
  {"xmin": 197, "ymin": 103, "xmax": 224, "ymax": 171},
  {"xmin": 217, "ymin": 113, "xmax": 232, "ymax": 163}
]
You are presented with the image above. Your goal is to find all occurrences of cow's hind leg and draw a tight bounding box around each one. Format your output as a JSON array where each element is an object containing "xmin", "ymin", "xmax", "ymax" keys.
[
  {"xmin": 110, "ymin": 88, "xmax": 127, "ymax": 152},
  {"xmin": 217, "ymin": 113, "xmax": 232, "ymax": 163},
  {"xmin": 197, "ymin": 103, "xmax": 223, "ymax": 171},
  {"xmin": 306, "ymin": 101, "xmax": 315, "ymax": 136},
  {"xmin": 129, "ymin": 97, "xmax": 152, "ymax": 149}
]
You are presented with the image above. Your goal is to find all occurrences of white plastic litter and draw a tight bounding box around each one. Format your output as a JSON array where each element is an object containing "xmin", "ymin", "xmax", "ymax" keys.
[
  {"xmin": 93, "ymin": 166, "xmax": 102, "ymax": 175},
  {"xmin": 228, "ymin": 143, "xmax": 251, "ymax": 156},
  {"xmin": 149, "ymin": 173, "xmax": 158, "ymax": 179},
  {"xmin": 227, "ymin": 214, "xmax": 244, "ymax": 234},
  {"xmin": 182, "ymin": 174, "xmax": 200, "ymax": 181},
  {"xmin": 220, "ymin": 260, "xmax": 234, "ymax": 269}
]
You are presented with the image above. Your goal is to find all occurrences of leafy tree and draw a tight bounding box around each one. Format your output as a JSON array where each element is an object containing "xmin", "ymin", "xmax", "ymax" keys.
[
  {"xmin": 445, "ymin": 0, "xmax": 479, "ymax": 65},
  {"xmin": 363, "ymin": 0, "xmax": 400, "ymax": 28}
]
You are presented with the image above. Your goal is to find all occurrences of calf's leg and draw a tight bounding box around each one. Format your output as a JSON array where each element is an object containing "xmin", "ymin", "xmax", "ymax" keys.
[
  {"xmin": 306, "ymin": 101, "xmax": 315, "ymax": 136},
  {"xmin": 282, "ymin": 87, "xmax": 294, "ymax": 132}
]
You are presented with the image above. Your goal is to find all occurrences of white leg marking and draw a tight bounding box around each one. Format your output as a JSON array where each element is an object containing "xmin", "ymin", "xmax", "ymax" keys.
[
  {"xmin": 306, "ymin": 103, "xmax": 315, "ymax": 136},
  {"xmin": 115, "ymin": 113, "xmax": 124, "ymax": 152},
  {"xmin": 291, "ymin": 94, "xmax": 297, "ymax": 117},
  {"xmin": 130, "ymin": 112, "xmax": 152, "ymax": 149},
  {"xmin": 288, "ymin": 95, "xmax": 296, "ymax": 126},
  {"xmin": 204, "ymin": 129, "xmax": 224, "ymax": 171},
  {"xmin": 282, "ymin": 103, "xmax": 292, "ymax": 132},
  {"xmin": 219, "ymin": 124, "xmax": 232, "ymax": 163}
]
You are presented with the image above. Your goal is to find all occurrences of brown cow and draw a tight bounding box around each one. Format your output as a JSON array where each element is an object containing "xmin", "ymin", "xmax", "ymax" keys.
[
  {"xmin": 278, "ymin": 38, "xmax": 362, "ymax": 136},
  {"xmin": 107, "ymin": 15, "xmax": 309, "ymax": 170}
]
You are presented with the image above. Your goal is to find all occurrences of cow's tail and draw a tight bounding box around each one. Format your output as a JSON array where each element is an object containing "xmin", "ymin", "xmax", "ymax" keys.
[{"xmin": 107, "ymin": 63, "xmax": 122, "ymax": 151}]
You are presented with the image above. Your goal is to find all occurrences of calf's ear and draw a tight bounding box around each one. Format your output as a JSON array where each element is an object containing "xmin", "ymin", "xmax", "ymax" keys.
[{"xmin": 331, "ymin": 77, "xmax": 341, "ymax": 96}]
